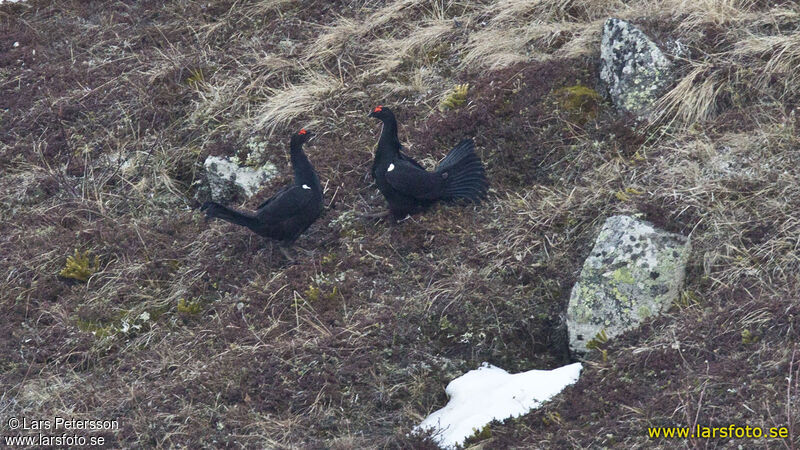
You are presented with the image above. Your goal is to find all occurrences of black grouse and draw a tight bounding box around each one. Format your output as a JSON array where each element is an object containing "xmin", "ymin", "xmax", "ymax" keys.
[
  {"xmin": 201, "ymin": 129, "xmax": 323, "ymax": 243},
  {"xmin": 367, "ymin": 105, "xmax": 488, "ymax": 219}
]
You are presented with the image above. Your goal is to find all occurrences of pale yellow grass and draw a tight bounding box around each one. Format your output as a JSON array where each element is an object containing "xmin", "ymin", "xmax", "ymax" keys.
[
  {"xmin": 180, "ymin": 0, "xmax": 800, "ymax": 141},
  {"xmin": 365, "ymin": 21, "xmax": 454, "ymax": 76},
  {"xmin": 734, "ymin": 33, "xmax": 800, "ymax": 90},
  {"xmin": 651, "ymin": 63, "xmax": 729, "ymax": 128},
  {"xmin": 251, "ymin": 72, "xmax": 345, "ymax": 134},
  {"xmin": 304, "ymin": 0, "xmax": 427, "ymax": 62}
]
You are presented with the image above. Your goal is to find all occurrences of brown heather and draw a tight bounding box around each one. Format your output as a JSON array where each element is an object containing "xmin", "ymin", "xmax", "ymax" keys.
[{"xmin": 1, "ymin": 0, "xmax": 798, "ymax": 448}]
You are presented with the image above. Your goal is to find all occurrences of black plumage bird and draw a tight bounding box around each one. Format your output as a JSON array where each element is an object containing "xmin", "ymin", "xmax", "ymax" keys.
[
  {"xmin": 367, "ymin": 105, "xmax": 488, "ymax": 219},
  {"xmin": 201, "ymin": 129, "xmax": 323, "ymax": 245}
]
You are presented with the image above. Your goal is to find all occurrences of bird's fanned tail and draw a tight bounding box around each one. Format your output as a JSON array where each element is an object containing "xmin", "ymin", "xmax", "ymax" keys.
[
  {"xmin": 201, "ymin": 202, "xmax": 259, "ymax": 230},
  {"xmin": 436, "ymin": 139, "xmax": 488, "ymax": 202}
]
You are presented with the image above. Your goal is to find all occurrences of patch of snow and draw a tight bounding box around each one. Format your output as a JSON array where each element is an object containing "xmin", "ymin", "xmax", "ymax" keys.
[
  {"xmin": 417, "ymin": 362, "xmax": 582, "ymax": 449},
  {"xmin": 1, "ymin": 0, "xmax": 26, "ymax": 4}
]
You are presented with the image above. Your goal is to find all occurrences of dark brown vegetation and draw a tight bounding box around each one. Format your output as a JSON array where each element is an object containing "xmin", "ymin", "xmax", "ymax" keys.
[{"xmin": 1, "ymin": 0, "xmax": 799, "ymax": 448}]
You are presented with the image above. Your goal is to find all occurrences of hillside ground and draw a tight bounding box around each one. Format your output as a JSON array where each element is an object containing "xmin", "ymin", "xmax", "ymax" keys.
[{"xmin": 1, "ymin": 0, "xmax": 799, "ymax": 448}]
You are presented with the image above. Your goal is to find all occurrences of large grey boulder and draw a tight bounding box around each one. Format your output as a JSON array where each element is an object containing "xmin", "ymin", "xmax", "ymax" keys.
[
  {"xmin": 567, "ymin": 215, "xmax": 690, "ymax": 355},
  {"xmin": 200, "ymin": 156, "xmax": 278, "ymax": 203},
  {"xmin": 599, "ymin": 18, "xmax": 674, "ymax": 118}
]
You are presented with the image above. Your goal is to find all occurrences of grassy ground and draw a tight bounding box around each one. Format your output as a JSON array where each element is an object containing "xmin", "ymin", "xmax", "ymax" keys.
[{"xmin": 1, "ymin": 0, "xmax": 799, "ymax": 448}]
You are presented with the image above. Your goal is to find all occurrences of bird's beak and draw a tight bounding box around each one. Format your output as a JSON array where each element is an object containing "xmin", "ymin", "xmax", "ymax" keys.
[{"xmin": 367, "ymin": 111, "xmax": 376, "ymax": 118}]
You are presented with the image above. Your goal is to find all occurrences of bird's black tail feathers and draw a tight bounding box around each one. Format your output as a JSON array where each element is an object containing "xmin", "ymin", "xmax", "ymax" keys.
[
  {"xmin": 436, "ymin": 139, "xmax": 488, "ymax": 202},
  {"xmin": 201, "ymin": 202, "xmax": 258, "ymax": 230}
]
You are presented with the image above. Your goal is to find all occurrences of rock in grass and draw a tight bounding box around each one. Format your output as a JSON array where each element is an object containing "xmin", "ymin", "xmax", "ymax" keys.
[
  {"xmin": 567, "ymin": 215, "xmax": 690, "ymax": 355},
  {"xmin": 599, "ymin": 18, "xmax": 674, "ymax": 118},
  {"xmin": 200, "ymin": 156, "xmax": 278, "ymax": 203}
]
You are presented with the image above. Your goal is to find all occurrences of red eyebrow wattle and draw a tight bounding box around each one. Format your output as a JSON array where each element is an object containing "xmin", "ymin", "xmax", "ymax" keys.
[{"xmin": 299, "ymin": 129, "xmax": 307, "ymax": 135}]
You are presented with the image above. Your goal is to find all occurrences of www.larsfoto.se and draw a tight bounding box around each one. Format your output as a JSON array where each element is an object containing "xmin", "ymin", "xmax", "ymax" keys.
[
  {"xmin": 649, "ymin": 425, "xmax": 790, "ymax": 439},
  {"xmin": 4, "ymin": 434, "xmax": 106, "ymax": 446}
]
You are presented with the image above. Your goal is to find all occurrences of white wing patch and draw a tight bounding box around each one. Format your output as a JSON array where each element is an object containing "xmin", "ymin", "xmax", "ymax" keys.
[
  {"xmin": 387, "ymin": 163, "xmax": 395, "ymax": 172},
  {"xmin": 302, "ymin": 184, "xmax": 311, "ymax": 190}
]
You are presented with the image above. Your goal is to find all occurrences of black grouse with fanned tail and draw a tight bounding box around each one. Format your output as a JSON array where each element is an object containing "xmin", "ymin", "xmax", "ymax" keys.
[
  {"xmin": 201, "ymin": 129, "xmax": 323, "ymax": 242},
  {"xmin": 368, "ymin": 105, "xmax": 488, "ymax": 219}
]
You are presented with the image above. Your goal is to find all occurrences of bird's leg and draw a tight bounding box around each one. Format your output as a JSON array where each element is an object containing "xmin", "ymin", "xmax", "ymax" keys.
[
  {"xmin": 358, "ymin": 209, "xmax": 391, "ymax": 219},
  {"xmin": 277, "ymin": 244, "xmax": 295, "ymax": 262},
  {"xmin": 200, "ymin": 201, "xmax": 216, "ymax": 222},
  {"xmin": 296, "ymin": 247, "xmax": 315, "ymax": 258}
]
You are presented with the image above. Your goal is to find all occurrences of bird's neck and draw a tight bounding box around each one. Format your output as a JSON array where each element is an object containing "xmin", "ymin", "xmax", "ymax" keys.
[
  {"xmin": 290, "ymin": 142, "xmax": 319, "ymax": 189},
  {"xmin": 376, "ymin": 118, "xmax": 401, "ymax": 158}
]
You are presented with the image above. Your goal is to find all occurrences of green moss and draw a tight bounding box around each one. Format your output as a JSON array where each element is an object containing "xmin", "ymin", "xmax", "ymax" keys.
[
  {"xmin": 177, "ymin": 297, "xmax": 204, "ymax": 315},
  {"xmin": 677, "ymin": 290, "xmax": 702, "ymax": 308},
  {"xmin": 185, "ymin": 68, "xmax": 206, "ymax": 88},
  {"xmin": 741, "ymin": 329, "xmax": 759, "ymax": 344},
  {"xmin": 466, "ymin": 423, "xmax": 492, "ymax": 443},
  {"xmin": 304, "ymin": 285, "xmax": 322, "ymax": 302},
  {"xmin": 586, "ymin": 331, "xmax": 608, "ymax": 349},
  {"xmin": 614, "ymin": 187, "xmax": 643, "ymax": 202},
  {"xmin": 438, "ymin": 83, "xmax": 469, "ymax": 112},
  {"xmin": 585, "ymin": 329, "xmax": 608, "ymax": 350},
  {"xmin": 304, "ymin": 284, "xmax": 338, "ymax": 302},
  {"xmin": 59, "ymin": 249, "xmax": 99, "ymax": 282},
  {"xmin": 321, "ymin": 253, "xmax": 336, "ymax": 265},
  {"xmin": 439, "ymin": 315, "xmax": 454, "ymax": 333},
  {"xmin": 553, "ymin": 85, "xmax": 601, "ymax": 123},
  {"xmin": 77, "ymin": 307, "xmax": 157, "ymax": 340},
  {"xmin": 76, "ymin": 319, "xmax": 114, "ymax": 338},
  {"xmin": 542, "ymin": 411, "xmax": 562, "ymax": 426}
]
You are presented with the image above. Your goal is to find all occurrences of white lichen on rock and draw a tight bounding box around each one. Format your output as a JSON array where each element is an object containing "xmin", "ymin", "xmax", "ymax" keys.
[
  {"xmin": 567, "ymin": 215, "xmax": 690, "ymax": 355},
  {"xmin": 202, "ymin": 155, "xmax": 277, "ymax": 202},
  {"xmin": 243, "ymin": 137, "xmax": 271, "ymax": 167},
  {"xmin": 599, "ymin": 18, "xmax": 674, "ymax": 118}
]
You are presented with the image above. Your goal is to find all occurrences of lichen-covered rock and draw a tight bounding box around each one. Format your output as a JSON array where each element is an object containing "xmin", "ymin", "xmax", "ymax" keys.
[
  {"xmin": 200, "ymin": 156, "xmax": 278, "ymax": 203},
  {"xmin": 599, "ymin": 18, "xmax": 674, "ymax": 118},
  {"xmin": 567, "ymin": 215, "xmax": 690, "ymax": 355}
]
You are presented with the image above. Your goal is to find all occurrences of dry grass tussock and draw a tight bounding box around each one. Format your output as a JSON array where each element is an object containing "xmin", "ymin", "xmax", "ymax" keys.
[
  {"xmin": 1, "ymin": 0, "xmax": 799, "ymax": 447},
  {"xmin": 250, "ymin": 71, "xmax": 346, "ymax": 133}
]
